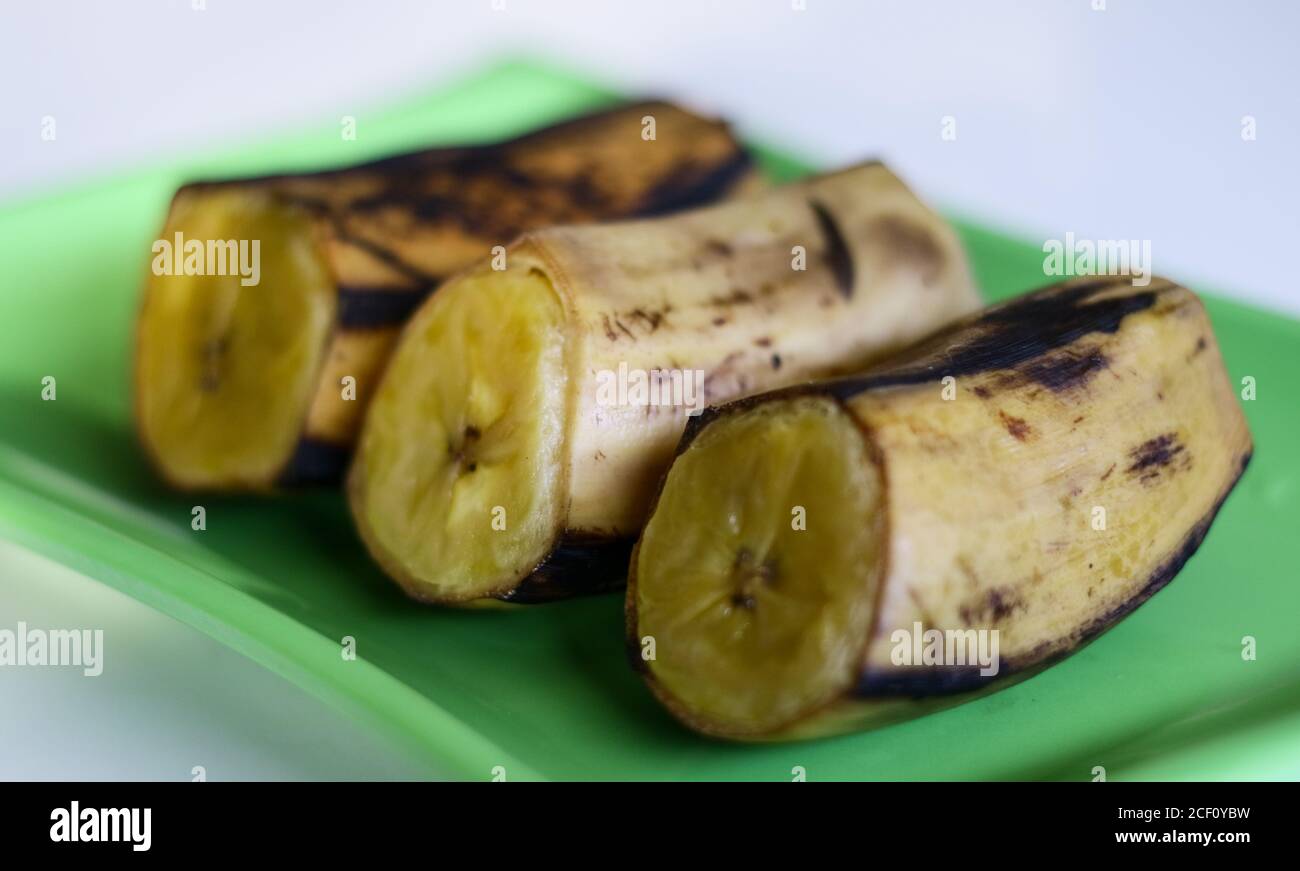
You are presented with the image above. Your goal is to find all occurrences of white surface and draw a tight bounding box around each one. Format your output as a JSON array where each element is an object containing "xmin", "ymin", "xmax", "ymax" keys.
[
  {"xmin": 0, "ymin": 0, "xmax": 1296, "ymax": 779},
  {"xmin": 0, "ymin": 539, "xmax": 428, "ymax": 780},
  {"xmin": 4, "ymin": 0, "xmax": 1298, "ymax": 314}
]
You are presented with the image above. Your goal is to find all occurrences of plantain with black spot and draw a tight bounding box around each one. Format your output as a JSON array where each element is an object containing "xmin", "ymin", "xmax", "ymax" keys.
[
  {"xmin": 135, "ymin": 101, "xmax": 761, "ymax": 490},
  {"xmin": 627, "ymin": 275, "xmax": 1253, "ymax": 740},
  {"xmin": 348, "ymin": 161, "xmax": 981, "ymax": 605}
]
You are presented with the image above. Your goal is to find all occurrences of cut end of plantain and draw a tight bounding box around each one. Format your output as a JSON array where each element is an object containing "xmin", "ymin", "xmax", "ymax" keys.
[
  {"xmin": 631, "ymin": 396, "xmax": 885, "ymax": 738},
  {"xmin": 349, "ymin": 266, "xmax": 569, "ymax": 604},
  {"xmin": 135, "ymin": 187, "xmax": 335, "ymax": 489}
]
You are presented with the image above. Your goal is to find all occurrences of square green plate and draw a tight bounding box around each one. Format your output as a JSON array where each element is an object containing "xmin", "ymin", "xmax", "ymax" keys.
[{"xmin": 2, "ymin": 60, "xmax": 1298, "ymax": 781}]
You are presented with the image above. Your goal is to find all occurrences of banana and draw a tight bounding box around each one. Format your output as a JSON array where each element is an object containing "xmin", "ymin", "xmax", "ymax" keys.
[
  {"xmin": 349, "ymin": 161, "xmax": 981, "ymax": 605},
  {"xmin": 627, "ymin": 276, "xmax": 1253, "ymax": 740},
  {"xmin": 135, "ymin": 101, "xmax": 759, "ymax": 490}
]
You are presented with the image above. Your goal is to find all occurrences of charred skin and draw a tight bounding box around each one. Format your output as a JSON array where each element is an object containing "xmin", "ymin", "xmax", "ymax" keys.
[
  {"xmin": 135, "ymin": 101, "xmax": 760, "ymax": 490},
  {"xmin": 627, "ymin": 276, "xmax": 1253, "ymax": 740},
  {"xmin": 349, "ymin": 161, "xmax": 981, "ymax": 605}
]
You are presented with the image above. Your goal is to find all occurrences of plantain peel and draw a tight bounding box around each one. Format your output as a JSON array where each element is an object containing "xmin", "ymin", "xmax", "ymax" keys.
[
  {"xmin": 134, "ymin": 101, "xmax": 758, "ymax": 490},
  {"xmin": 349, "ymin": 161, "xmax": 981, "ymax": 605},
  {"xmin": 628, "ymin": 276, "xmax": 1253, "ymax": 740}
]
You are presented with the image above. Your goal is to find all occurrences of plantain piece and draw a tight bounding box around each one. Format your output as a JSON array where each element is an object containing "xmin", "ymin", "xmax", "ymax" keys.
[
  {"xmin": 349, "ymin": 161, "xmax": 981, "ymax": 605},
  {"xmin": 627, "ymin": 276, "xmax": 1253, "ymax": 740},
  {"xmin": 135, "ymin": 101, "xmax": 759, "ymax": 490}
]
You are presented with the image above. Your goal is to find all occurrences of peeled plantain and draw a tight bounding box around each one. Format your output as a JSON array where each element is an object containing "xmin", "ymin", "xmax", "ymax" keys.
[
  {"xmin": 627, "ymin": 276, "xmax": 1253, "ymax": 740},
  {"xmin": 349, "ymin": 161, "xmax": 981, "ymax": 605},
  {"xmin": 135, "ymin": 101, "xmax": 759, "ymax": 490}
]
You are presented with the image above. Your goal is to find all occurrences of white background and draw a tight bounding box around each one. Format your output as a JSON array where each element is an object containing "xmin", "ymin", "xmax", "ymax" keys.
[{"xmin": 1, "ymin": 0, "xmax": 1296, "ymax": 779}]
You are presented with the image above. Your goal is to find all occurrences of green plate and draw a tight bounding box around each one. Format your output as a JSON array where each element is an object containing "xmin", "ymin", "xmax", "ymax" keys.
[{"xmin": 2, "ymin": 60, "xmax": 1297, "ymax": 781}]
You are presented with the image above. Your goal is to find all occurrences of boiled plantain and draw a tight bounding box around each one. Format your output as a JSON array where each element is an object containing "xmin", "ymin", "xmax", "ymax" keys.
[
  {"xmin": 135, "ymin": 101, "xmax": 758, "ymax": 490},
  {"xmin": 627, "ymin": 276, "xmax": 1253, "ymax": 740},
  {"xmin": 349, "ymin": 161, "xmax": 981, "ymax": 605}
]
